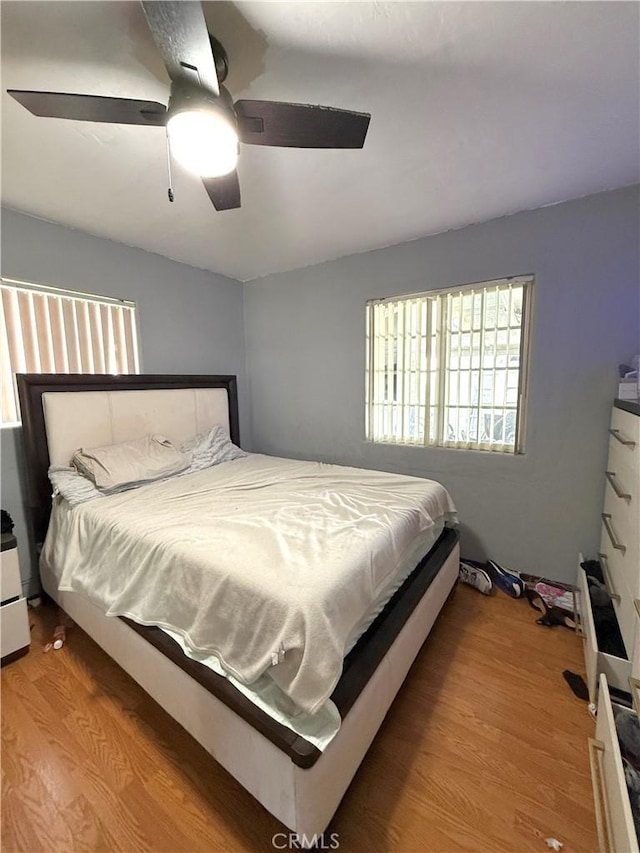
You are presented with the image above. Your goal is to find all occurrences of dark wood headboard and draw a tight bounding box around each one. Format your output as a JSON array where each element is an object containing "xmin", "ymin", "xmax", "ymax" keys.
[{"xmin": 16, "ymin": 373, "xmax": 239, "ymax": 546}]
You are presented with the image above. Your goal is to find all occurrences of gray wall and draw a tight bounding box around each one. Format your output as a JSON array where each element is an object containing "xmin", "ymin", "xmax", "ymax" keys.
[
  {"xmin": 1, "ymin": 208, "xmax": 248, "ymax": 595},
  {"xmin": 3, "ymin": 188, "xmax": 639, "ymax": 591},
  {"xmin": 244, "ymin": 186, "xmax": 640, "ymax": 584}
]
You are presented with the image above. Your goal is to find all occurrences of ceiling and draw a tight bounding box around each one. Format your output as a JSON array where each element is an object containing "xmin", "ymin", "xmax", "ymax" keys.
[{"xmin": 2, "ymin": 1, "xmax": 638, "ymax": 282}]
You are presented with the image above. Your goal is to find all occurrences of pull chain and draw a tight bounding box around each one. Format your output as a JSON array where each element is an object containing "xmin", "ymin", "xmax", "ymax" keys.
[{"xmin": 166, "ymin": 132, "xmax": 174, "ymax": 203}]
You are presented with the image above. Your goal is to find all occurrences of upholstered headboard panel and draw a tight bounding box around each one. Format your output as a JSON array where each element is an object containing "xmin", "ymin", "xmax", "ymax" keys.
[
  {"xmin": 43, "ymin": 388, "xmax": 231, "ymax": 467},
  {"xmin": 17, "ymin": 373, "xmax": 239, "ymax": 544}
]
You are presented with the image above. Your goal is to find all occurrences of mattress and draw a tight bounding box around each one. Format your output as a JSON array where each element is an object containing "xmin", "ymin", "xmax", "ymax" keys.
[
  {"xmin": 159, "ymin": 519, "xmax": 447, "ymax": 748},
  {"xmin": 41, "ymin": 453, "xmax": 457, "ymax": 728}
]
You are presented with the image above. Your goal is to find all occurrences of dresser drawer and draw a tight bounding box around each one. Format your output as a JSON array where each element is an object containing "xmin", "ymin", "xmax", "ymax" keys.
[
  {"xmin": 0, "ymin": 547, "xmax": 22, "ymax": 603},
  {"xmin": 600, "ymin": 525, "xmax": 639, "ymax": 604},
  {"xmin": 590, "ymin": 674, "xmax": 639, "ymax": 853},
  {"xmin": 0, "ymin": 597, "xmax": 30, "ymax": 660},
  {"xmin": 609, "ymin": 406, "xmax": 640, "ymax": 461},
  {"xmin": 631, "ymin": 602, "xmax": 640, "ymax": 713},
  {"xmin": 604, "ymin": 461, "xmax": 638, "ymax": 521},
  {"xmin": 607, "ymin": 423, "xmax": 639, "ymax": 477},
  {"xmin": 611, "ymin": 583, "xmax": 638, "ymax": 662},
  {"xmin": 578, "ymin": 563, "xmax": 631, "ymax": 705},
  {"xmin": 602, "ymin": 483, "xmax": 639, "ymax": 565},
  {"xmin": 605, "ymin": 449, "xmax": 639, "ymax": 506}
]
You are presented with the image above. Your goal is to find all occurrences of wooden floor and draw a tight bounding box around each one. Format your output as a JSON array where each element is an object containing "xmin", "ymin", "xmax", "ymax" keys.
[{"xmin": 2, "ymin": 584, "xmax": 598, "ymax": 853}]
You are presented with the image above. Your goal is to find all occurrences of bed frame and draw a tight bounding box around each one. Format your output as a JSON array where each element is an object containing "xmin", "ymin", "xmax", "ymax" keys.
[{"xmin": 17, "ymin": 372, "xmax": 460, "ymax": 841}]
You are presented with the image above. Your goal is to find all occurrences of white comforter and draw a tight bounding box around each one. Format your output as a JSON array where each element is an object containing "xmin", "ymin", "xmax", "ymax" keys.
[{"xmin": 41, "ymin": 454, "xmax": 456, "ymax": 714}]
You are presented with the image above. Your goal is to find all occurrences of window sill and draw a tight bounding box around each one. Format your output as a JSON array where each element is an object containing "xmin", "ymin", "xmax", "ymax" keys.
[{"xmin": 365, "ymin": 438, "xmax": 524, "ymax": 455}]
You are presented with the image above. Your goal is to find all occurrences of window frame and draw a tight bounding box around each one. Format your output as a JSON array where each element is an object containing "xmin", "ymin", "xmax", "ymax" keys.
[
  {"xmin": 1, "ymin": 277, "xmax": 142, "ymax": 428},
  {"xmin": 365, "ymin": 275, "xmax": 534, "ymax": 454}
]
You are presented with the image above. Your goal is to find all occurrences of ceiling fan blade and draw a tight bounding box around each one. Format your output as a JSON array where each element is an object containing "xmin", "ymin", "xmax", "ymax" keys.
[
  {"xmin": 7, "ymin": 90, "xmax": 166, "ymax": 125},
  {"xmin": 141, "ymin": 1, "xmax": 219, "ymax": 97},
  {"xmin": 202, "ymin": 171, "xmax": 241, "ymax": 211},
  {"xmin": 235, "ymin": 101, "xmax": 371, "ymax": 149}
]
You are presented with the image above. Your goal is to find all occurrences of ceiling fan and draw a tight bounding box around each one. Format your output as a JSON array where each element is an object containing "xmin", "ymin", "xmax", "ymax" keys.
[{"xmin": 7, "ymin": 1, "xmax": 371, "ymax": 212}]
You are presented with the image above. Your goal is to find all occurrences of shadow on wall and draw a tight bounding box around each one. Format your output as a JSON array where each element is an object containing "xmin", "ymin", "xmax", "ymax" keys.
[{"xmin": 457, "ymin": 522, "xmax": 489, "ymax": 565}]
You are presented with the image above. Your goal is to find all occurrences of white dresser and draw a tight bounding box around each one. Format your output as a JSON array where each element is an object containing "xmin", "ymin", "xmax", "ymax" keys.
[
  {"xmin": 578, "ymin": 401, "xmax": 639, "ymax": 704},
  {"xmin": 585, "ymin": 401, "xmax": 640, "ymax": 853},
  {"xmin": 1, "ymin": 533, "xmax": 31, "ymax": 665},
  {"xmin": 600, "ymin": 401, "xmax": 640, "ymax": 656}
]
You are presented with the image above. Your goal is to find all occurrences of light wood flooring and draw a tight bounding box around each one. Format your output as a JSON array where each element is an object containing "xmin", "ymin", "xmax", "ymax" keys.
[{"xmin": 2, "ymin": 584, "xmax": 598, "ymax": 852}]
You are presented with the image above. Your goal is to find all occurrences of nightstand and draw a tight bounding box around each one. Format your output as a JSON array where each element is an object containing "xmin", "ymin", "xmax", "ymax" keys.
[{"xmin": 1, "ymin": 533, "xmax": 30, "ymax": 665}]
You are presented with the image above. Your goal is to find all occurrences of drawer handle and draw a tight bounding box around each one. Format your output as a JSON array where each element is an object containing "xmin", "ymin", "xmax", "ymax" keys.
[
  {"xmin": 597, "ymin": 553, "xmax": 621, "ymax": 602},
  {"xmin": 601, "ymin": 514, "xmax": 626, "ymax": 555},
  {"xmin": 608, "ymin": 428, "xmax": 636, "ymax": 448},
  {"xmin": 605, "ymin": 471, "xmax": 632, "ymax": 501},
  {"xmin": 630, "ymin": 677, "xmax": 640, "ymax": 717},
  {"xmin": 588, "ymin": 738, "xmax": 613, "ymax": 853}
]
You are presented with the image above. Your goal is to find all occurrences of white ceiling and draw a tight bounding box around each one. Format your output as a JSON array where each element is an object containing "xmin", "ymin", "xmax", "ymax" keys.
[{"xmin": 2, "ymin": 1, "xmax": 638, "ymax": 282}]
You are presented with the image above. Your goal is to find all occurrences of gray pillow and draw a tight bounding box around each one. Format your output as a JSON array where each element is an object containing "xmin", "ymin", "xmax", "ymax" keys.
[
  {"xmin": 180, "ymin": 425, "xmax": 247, "ymax": 472},
  {"xmin": 72, "ymin": 434, "xmax": 188, "ymax": 491},
  {"xmin": 49, "ymin": 467, "xmax": 103, "ymax": 506}
]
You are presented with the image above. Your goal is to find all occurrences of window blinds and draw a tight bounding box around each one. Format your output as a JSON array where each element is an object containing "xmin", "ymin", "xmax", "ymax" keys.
[
  {"xmin": 1, "ymin": 280, "xmax": 139, "ymax": 425},
  {"xmin": 366, "ymin": 277, "xmax": 531, "ymax": 453}
]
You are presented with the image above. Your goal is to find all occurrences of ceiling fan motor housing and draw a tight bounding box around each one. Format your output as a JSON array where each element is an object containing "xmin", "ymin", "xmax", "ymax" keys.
[
  {"xmin": 167, "ymin": 79, "xmax": 237, "ymax": 129},
  {"xmin": 208, "ymin": 35, "xmax": 229, "ymax": 84}
]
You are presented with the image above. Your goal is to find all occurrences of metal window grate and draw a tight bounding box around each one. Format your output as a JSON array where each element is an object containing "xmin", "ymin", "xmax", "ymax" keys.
[
  {"xmin": 1, "ymin": 279, "xmax": 140, "ymax": 426},
  {"xmin": 366, "ymin": 277, "xmax": 532, "ymax": 453}
]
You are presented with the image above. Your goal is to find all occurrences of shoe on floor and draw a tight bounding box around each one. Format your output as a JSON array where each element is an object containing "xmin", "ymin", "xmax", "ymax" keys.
[
  {"xmin": 485, "ymin": 559, "xmax": 525, "ymax": 598},
  {"xmin": 459, "ymin": 560, "xmax": 495, "ymax": 596}
]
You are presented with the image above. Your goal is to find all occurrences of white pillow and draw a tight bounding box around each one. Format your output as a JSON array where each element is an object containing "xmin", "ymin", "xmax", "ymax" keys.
[
  {"xmin": 48, "ymin": 467, "xmax": 103, "ymax": 506},
  {"xmin": 180, "ymin": 425, "xmax": 247, "ymax": 471},
  {"xmin": 72, "ymin": 434, "xmax": 188, "ymax": 491}
]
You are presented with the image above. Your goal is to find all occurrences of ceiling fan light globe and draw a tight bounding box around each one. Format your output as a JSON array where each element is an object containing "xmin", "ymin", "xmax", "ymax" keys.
[{"xmin": 167, "ymin": 109, "xmax": 238, "ymax": 178}]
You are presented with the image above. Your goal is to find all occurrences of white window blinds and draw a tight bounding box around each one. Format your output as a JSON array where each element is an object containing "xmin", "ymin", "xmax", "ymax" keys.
[
  {"xmin": 366, "ymin": 276, "xmax": 532, "ymax": 453},
  {"xmin": 1, "ymin": 279, "xmax": 140, "ymax": 425}
]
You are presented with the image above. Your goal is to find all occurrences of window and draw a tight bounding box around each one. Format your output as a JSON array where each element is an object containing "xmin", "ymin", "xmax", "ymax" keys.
[
  {"xmin": 1, "ymin": 278, "xmax": 140, "ymax": 426},
  {"xmin": 366, "ymin": 276, "xmax": 533, "ymax": 453}
]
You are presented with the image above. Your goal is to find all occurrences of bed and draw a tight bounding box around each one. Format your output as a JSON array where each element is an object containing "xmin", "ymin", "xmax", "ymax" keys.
[{"xmin": 17, "ymin": 372, "xmax": 460, "ymax": 842}]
